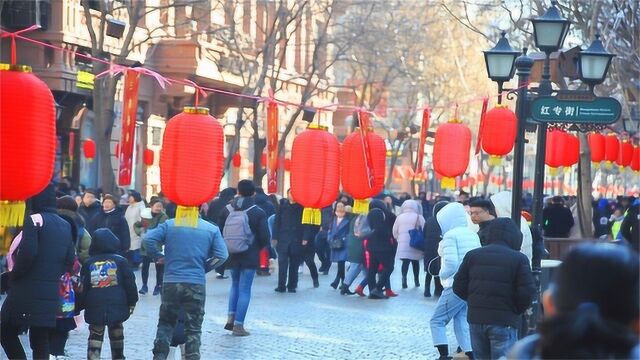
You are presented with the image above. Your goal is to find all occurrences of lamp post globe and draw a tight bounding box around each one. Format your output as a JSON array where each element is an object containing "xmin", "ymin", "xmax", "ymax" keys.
[
  {"xmin": 531, "ymin": 1, "xmax": 571, "ymax": 54},
  {"xmin": 484, "ymin": 31, "xmax": 519, "ymax": 82},
  {"xmin": 579, "ymin": 34, "xmax": 615, "ymax": 88}
]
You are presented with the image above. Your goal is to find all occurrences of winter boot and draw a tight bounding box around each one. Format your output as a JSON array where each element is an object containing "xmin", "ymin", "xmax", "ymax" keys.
[
  {"xmin": 340, "ymin": 284, "xmax": 355, "ymax": 295},
  {"xmin": 224, "ymin": 314, "xmax": 234, "ymax": 331},
  {"xmin": 355, "ymin": 285, "xmax": 366, "ymax": 297},
  {"xmin": 385, "ymin": 288, "xmax": 398, "ymax": 297},
  {"xmin": 232, "ymin": 324, "xmax": 250, "ymax": 336}
]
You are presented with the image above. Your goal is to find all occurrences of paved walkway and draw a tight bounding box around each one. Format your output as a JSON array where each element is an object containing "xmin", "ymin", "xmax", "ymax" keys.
[{"xmin": 3, "ymin": 260, "xmax": 465, "ymax": 359}]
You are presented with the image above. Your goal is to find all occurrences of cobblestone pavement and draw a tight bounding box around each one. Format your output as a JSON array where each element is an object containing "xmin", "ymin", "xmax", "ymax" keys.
[{"xmin": 4, "ymin": 260, "xmax": 464, "ymax": 359}]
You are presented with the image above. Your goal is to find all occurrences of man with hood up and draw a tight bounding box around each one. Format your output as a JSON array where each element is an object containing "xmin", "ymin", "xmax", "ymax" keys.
[
  {"xmin": 430, "ymin": 202, "xmax": 480, "ymax": 360},
  {"xmin": 453, "ymin": 218, "xmax": 535, "ymax": 359},
  {"xmin": 1, "ymin": 184, "xmax": 76, "ymax": 359},
  {"xmin": 490, "ymin": 191, "xmax": 533, "ymax": 264}
]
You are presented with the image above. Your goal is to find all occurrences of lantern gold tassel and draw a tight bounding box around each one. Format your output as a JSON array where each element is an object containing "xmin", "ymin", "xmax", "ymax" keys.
[
  {"xmin": 302, "ymin": 208, "xmax": 322, "ymax": 225},
  {"xmin": 175, "ymin": 205, "xmax": 199, "ymax": 228},
  {"xmin": 353, "ymin": 199, "xmax": 370, "ymax": 214},
  {"xmin": 488, "ymin": 155, "xmax": 502, "ymax": 167},
  {"xmin": 548, "ymin": 167, "xmax": 558, "ymax": 177},
  {"xmin": 0, "ymin": 200, "xmax": 26, "ymax": 227},
  {"xmin": 592, "ymin": 162, "xmax": 600, "ymax": 169},
  {"xmin": 441, "ymin": 177, "xmax": 456, "ymax": 190}
]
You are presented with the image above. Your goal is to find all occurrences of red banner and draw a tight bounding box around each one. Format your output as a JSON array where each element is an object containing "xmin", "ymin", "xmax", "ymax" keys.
[
  {"xmin": 357, "ymin": 110, "xmax": 375, "ymax": 188},
  {"xmin": 416, "ymin": 107, "xmax": 430, "ymax": 176},
  {"xmin": 266, "ymin": 100, "xmax": 279, "ymax": 193},
  {"xmin": 475, "ymin": 97, "xmax": 489, "ymax": 155},
  {"xmin": 118, "ymin": 70, "xmax": 140, "ymax": 186}
]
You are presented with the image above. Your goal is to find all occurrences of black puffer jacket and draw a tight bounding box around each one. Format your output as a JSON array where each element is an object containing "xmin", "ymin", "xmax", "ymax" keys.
[
  {"xmin": 218, "ymin": 197, "xmax": 270, "ymax": 269},
  {"xmin": 78, "ymin": 201, "xmax": 102, "ymax": 225},
  {"xmin": 364, "ymin": 208, "xmax": 394, "ymax": 254},
  {"xmin": 79, "ymin": 228, "xmax": 138, "ymax": 326},
  {"xmin": 1, "ymin": 184, "xmax": 76, "ymax": 328},
  {"xmin": 89, "ymin": 208, "xmax": 131, "ymax": 254},
  {"xmin": 453, "ymin": 218, "xmax": 536, "ymax": 327},
  {"xmin": 272, "ymin": 199, "xmax": 304, "ymax": 251}
]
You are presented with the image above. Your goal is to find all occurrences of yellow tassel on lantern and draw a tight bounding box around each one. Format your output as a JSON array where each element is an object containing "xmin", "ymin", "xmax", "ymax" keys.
[
  {"xmin": 549, "ymin": 167, "xmax": 558, "ymax": 177},
  {"xmin": 441, "ymin": 177, "xmax": 456, "ymax": 190},
  {"xmin": 302, "ymin": 208, "xmax": 322, "ymax": 225},
  {"xmin": 175, "ymin": 205, "xmax": 199, "ymax": 227},
  {"xmin": 564, "ymin": 167, "xmax": 571, "ymax": 174},
  {"xmin": 353, "ymin": 199, "xmax": 370, "ymax": 214},
  {"xmin": 0, "ymin": 200, "xmax": 26, "ymax": 227},
  {"xmin": 605, "ymin": 161, "xmax": 613, "ymax": 169},
  {"xmin": 488, "ymin": 155, "xmax": 502, "ymax": 167},
  {"xmin": 592, "ymin": 161, "xmax": 600, "ymax": 169}
]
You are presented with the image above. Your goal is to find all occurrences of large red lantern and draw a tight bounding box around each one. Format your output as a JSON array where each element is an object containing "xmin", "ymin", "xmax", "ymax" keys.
[
  {"xmin": 291, "ymin": 124, "xmax": 340, "ymax": 224},
  {"xmin": 480, "ymin": 105, "xmax": 517, "ymax": 166},
  {"xmin": 143, "ymin": 148, "xmax": 155, "ymax": 166},
  {"xmin": 83, "ymin": 138, "xmax": 96, "ymax": 161},
  {"xmin": 433, "ymin": 119, "xmax": 471, "ymax": 189},
  {"xmin": 0, "ymin": 65, "xmax": 56, "ymax": 226},
  {"xmin": 545, "ymin": 129, "xmax": 566, "ymax": 176},
  {"xmin": 341, "ymin": 128, "xmax": 386, "ymax": 213},
  {"xmin": 160, "ymin": 107, "xmax": 224, "ymax": 226},
  {"xmin": 588, "ymin": 132, "xmax": 605, "ymax": 167},
  {"xmin": 631, "ymin": 146, "xmax": 640, "ymax": 173},
  {"xmin": 617, "ymin": 140, "xmax": 633, "ymax": 169},
  {"xmin": 563, "ymin": 133, "xmax": 580, "ymax": 168},
  {"xmin": 604, "ymin": 133, "xmax": 619, "ymax": 167}
]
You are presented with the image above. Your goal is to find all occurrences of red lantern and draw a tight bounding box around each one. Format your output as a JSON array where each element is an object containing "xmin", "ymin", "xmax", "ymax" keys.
[
  {"xmin": 604, "ymin": 133, "xmax": 619, "ymax": 167},
  {"xmin": 83, "ymin": 138, "xmax": 96, "ymax": 160},
  {"xmin": 481, "ymin": 105, "xmax": 517, "ymax": 166},
  {"xmin": 0, "ymin": 65, "xmax": 56, "ymax": 226},
  {"xmin": 433, "ymin": 120, "xmax": 471, "ymax": 189},
  {"xmin": 631, "ymin": 146, "xmax": 640, "ymax": 172},
  {"xmin": 291, "ymin": 124, "xmax": 340, "ymax": 224},
  {"xmin": 160, "ymin": 107, "xmax": 224, "ymax": 226},
  {"xmin": 545, "ymin": 129, "xmax": 566, "ymax": 176},
  {"xmin": 232, "ymin": 152, "xmax": 241, "ymax": 168},
  {"xmin": 588, "ymin": 132, "xmax": 605, "ymax": 166},
  {"xmin": 143, "ymin": 148, "xmax": 155, "ymax": 166},
  {"xmin": 617, "ymin": 140, "xmax": 633, "ymax": 168},
  {"xmin": 563, "ymin": 133, "xmax": 580, "ymax": 167},
  {"xmin": 341, "ymin": 129, "xmax": 386, "ymax": 213}
]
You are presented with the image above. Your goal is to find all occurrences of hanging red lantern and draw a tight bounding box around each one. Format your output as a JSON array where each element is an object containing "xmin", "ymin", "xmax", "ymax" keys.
[
  {"xmin": 617, "ymin": 140, "xmax": 633, "ymax": 169},
  {"xmin": 160, "ymin": 107, "xmax": 224, "ymax": 226},
  {"xmin": 604, "ymin": 133, "xmax": 619, "ymax": 167},
  {"xmin": 631, "ymin": 146, "xmax": 640, "ymax": 173},
  {"xmin": 232, "ymin": 152, "xmax": 241, "ymax": 168},
  {"xmin": 0, "ymin": 64, "xmax": 56, "ymax": 226},
  {"xmin": 480, "ymin": 105, "xmax": 517, "ymax": 166},
  {"xmin": 545, "ymin": 129, "xmax": 566, "ymax": 176},
  {"xmin": 588, "ymin": 132, "xmax": 605, "ymax": 167},
  {"xmin": 143, "ymin": 148, "xmax": 155, "ymax": 166},
  {"xmin": 433, "ymin": 119, "xmax": 471, "ymax": 189},
  {"xmin": 291, "ymin": 124, "xmax": 340, "ymax": 224},
  {"xmin": 341, "ymin": 128, "xmax": 386, "ymax": 213},
  {"xmin": 83, "ymin": 138, "xmax": 96, "ymax": 161},
  {"xmin": 563, "ymin": 133, "xmax": 580, "ymax": 168}
]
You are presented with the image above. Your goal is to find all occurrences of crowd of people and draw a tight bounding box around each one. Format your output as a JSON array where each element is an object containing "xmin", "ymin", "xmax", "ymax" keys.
[{"xmin": 0, "ymin": 179, "xmax": 638, "ymax": 359}]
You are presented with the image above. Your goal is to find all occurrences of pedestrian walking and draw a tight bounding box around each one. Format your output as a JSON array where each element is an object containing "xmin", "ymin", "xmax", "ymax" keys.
[
  {"xmin": 1, "ymin": 184, "xmax": 76, "ymax": 359},
  {"xmin": 124, "ymin": 190, "xmax": 146, "ymax": 269},
  {"xmin": 364, "ymin": 206, "xmax": 395, "ymax": 300},
  {"xmin": 468, "ymin": 199, "xmax": 496, "ymax": 246},
  {"xmin": 78, "ymin": 188, "xmax": 102, "ymax": 225},
  {"xmin": 453, "ymin": 218, "xmax": 535, "ymax": 360},
  {"xmin": 393, "ymin": 200, "xmax": 425, "ymax": 289},
  {"xmin": 144, "ymin": 202, "xmax": 229, "ymax": 358},
  {"xmin": 328, "ymin": 202, "xmax": 350, "ymax": 290},
  {"xmin": 508, "ymin": 243, "xmax": 639, "ymax": 359},
  {"xmin": 490, "ymin": 191, "xmax": 533, "ymax": 264},
  {"xmin": 78, "ymin": 229, "xmax": 138, "ymax": 360},
  {"xmin": 218, "ymin": 180, "xmax": 270, "ymax": 336},
  {"xmin": 314, "ymin": 206, "xmax": 334, "ymax": 275},
  {"xmin": 205, "ymin": 188, "xmax": 237, "ymax": 279},
  {"xmin": 137, "ymin": 199, "xmax": 169, "ymax": 295},
  {"xmin": 429, "ymin": 202, "xmax": 480, "ymax": 360},
  {"xmin": 542, "ymin": 196, "xmax": 574, "ymax": 238},
  {"xmin": 342, "ymin": 212, "xmax": 370, "ymax": 296},
  {"xmin": 57, "ymin": 195, "xmax": 92, "ymax": 264},
  {"xmin": 369, "ymin": 199, "xmax": 398, "ymax": 297},
  {"xmin": 272, "ymin": 190, "xmax": 305, "ymax": 293},
  {"xmin": 254, "ymin": 187, "xmax": 276, "ymax": 275},
  {"xmin": 620, "ymin": 197, "xmax": 639, "ymax": 252},
  {"xmin": 89, "ymin": 194, "xmax": 131, "ymax": 255},
  {"xmin": 423, "ymin": 201, "xmax": 447, "ymax": 298}
]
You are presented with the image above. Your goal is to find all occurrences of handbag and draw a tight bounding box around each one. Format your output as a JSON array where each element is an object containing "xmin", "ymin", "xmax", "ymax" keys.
[
  {"xmin": 409, "ymin": 215, "xmax": 425, "ymax": 250},
  {"xmin": 330, "ymin": 236, "xmax": 345, "ymax": 250}
]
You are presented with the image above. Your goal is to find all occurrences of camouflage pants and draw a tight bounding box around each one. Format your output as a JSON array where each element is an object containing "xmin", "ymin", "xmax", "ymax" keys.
[
  {"xmin": 88, "ymin": 323, "xmax": 124, "ymax": 360},
  {"xmin": 152, "ymin": 283, "xmax": 205, "ymax": 360}
]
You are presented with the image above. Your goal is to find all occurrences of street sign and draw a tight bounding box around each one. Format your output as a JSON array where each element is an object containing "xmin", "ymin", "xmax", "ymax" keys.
[{"xmin": 530, "ymin": 96, "xmax": 621, "ymax": 124}]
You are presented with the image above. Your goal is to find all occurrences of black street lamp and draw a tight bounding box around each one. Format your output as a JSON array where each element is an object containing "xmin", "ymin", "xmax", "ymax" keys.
[
  {"xmin": 484, "ymin": 31, "xmax": 520, "ymax": 103},
  {"xmin": 531, "ymin": 1, "xmax": 571, "ymax": 55},
  {"xmin": 579, "ymin": 34, "xmax": 616, "ymax": 89}
]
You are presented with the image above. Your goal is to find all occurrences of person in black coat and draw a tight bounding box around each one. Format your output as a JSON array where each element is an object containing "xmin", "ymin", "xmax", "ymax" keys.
[
  {"xmin": 620, "ymin": 199, "xmax": 639, "ymax": 253},
  {"xmin": 79, "ymin": 228, "xmax": 138, "ymax": 360},
  {"xmin": 542, "ymin": 196, "xmax": 574, "ymax": 238},
  {"xmin": 205, "ymin": 187, "xmax": 237, "ymax": 279},
  {"xmin": 423, "ymin": 201, "xmax": 448, "ymax": 298},
  {"xmin": 453, "ymin": 218, "xmax": 535, "ymax": 360},
  {"xmin": 314, "ymin": 205, "xmax": 335, "ymax": 274},
  {"xmin": 89, "ymin": 194, "xmax": 131, "ymax": 255},
  {"xmin": 364, "ymin": 208, "xmax": 395, "ymax": 300},
  {"xmin": 272, "ymin": 191, "xmax": 305, "ymax": 292},
  {"xmin": 78, "ymin": 188, "xmax": 102, "ymax": 224},
  {"xmin": 1, "ymin": 184, "xmax": 76, "ymax": 359}
]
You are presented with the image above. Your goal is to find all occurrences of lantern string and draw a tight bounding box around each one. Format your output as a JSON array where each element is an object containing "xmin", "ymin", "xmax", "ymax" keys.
[
  {"xmin": 0, "ymin": 25, "xmax": 40, "ymax": 65},
  {"xmin": 96, "ymin": 64, "xmax": 172, "ymax": 89},
  {"xmin": 4, "ymin": 27, "xmax": 541, "ymax": 121}
]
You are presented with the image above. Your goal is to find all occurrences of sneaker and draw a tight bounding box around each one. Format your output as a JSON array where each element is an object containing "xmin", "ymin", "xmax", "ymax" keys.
[
  {"xmin": 232, "ymin": 324, "xmax": 250, "ymax": 336},
  {"xmin": 368, "ymin": 289, "xmax": 388, "ymax": 299},
  {"xmin": 138, "ymin": 285, "xmax": 148, "ymax": 295},
  {"xmin": 274, "ymin": 287, "xmax": 286, "ymax": 293},
  {"xmin": 153, "ymin": 285, "xmax": 161, "ymax": 296},
  {"xmin": 216, "ymin": 274, "xmax": 229, "ymax": 279}
]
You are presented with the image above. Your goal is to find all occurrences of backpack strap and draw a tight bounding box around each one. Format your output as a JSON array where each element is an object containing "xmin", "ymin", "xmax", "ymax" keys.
[{"xmin": 243, "ymin": 205, "xmax": 257, "ymax": 213}]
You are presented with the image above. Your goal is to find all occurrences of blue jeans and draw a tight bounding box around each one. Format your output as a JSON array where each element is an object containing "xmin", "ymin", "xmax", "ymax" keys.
[
  {"xmin": 344, "ymin": 263, "xmax": 365, "ymax": 286},
  {"xmin": 430, "ymin": 287, "xmax": 472, "ymax": 352},
  {"xmin": 227, "ymin": 268, "xmax": 256, "ymax": 325},
  {"xmin": 469, "ymin": 323, "xmax": 517, "ymax": 360}
]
